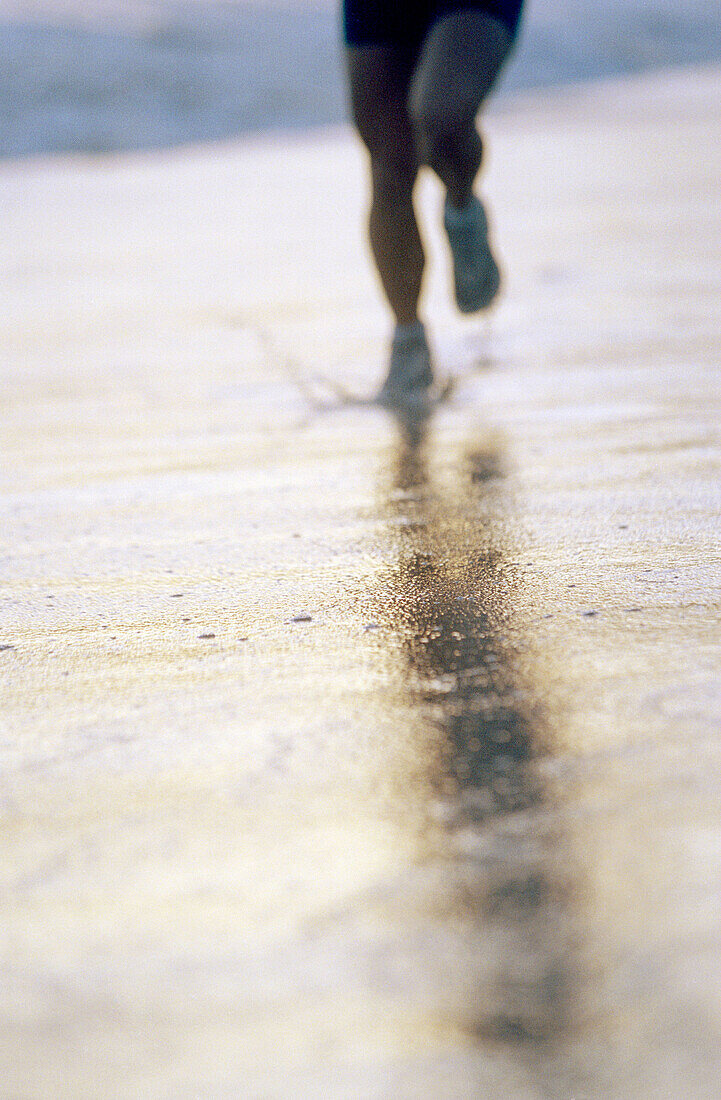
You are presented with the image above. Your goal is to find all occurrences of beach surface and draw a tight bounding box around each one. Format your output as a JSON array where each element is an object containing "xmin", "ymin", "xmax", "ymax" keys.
[{"xmin": 2, "ymin": 59, "xmax": 721, "ymax": 1098}]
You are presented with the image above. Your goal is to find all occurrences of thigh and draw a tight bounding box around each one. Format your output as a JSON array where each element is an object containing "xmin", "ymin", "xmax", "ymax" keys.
[
  {"xmin": 346, "ymin": 46, "xmax": 418, "ymax": 160},
  {"xmin": 409, "ymin": 8, "xmax": 513, "ymax": 128}
]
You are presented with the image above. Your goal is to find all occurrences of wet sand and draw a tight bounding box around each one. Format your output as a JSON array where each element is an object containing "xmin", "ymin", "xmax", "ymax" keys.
[{"xmin": 2, "ymin": 65, "xmax": 721, "ymax": 1097}]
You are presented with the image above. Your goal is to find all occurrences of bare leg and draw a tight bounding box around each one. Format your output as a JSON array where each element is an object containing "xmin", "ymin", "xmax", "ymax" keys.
[
  {"xmin": 410, "ymin": 11, "xmax": 514, "ymax": 311},
  {"xmin": 346, "ymin": 46, "xmax": 423, "ymax": 325},
  {"xmin": 344, "ymin": 15, "xmax": 515, "ymax": 391},
  {"xmin": 409, "ymin": 10, "xmax": 513, "ymax": 207}
]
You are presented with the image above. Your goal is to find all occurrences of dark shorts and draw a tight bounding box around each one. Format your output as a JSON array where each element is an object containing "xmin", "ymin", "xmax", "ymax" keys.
[{"xmin": 343, "ymin": 0, "xmax": 524, "ymax": 48}]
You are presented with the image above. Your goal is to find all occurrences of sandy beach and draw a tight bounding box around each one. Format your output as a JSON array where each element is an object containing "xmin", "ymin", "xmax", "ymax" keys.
[{"xmin": 2, "ymin": 14, "xmax": 721, "ymax": 1098}]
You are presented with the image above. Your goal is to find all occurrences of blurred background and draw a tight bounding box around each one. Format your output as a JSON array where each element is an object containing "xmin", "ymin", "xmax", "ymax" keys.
[{"xmin": 1, "ymin": 0, "xmax": 719, "ymax": 158}]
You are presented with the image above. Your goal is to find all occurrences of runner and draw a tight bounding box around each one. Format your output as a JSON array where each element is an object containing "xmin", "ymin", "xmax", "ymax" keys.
[{"xmin": 344, "ymin": 2, "xmax": 524, "ymax": 403}]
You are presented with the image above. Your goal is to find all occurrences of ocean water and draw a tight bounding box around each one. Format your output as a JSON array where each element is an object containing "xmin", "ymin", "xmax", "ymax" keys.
[{"xmin": 0, "ymin": 0, "xmax": 719, "ymax": 155}]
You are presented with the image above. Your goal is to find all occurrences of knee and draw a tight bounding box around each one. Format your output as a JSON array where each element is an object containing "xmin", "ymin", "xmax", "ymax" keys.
[{"xmin": 349, "ymin": 95, "xmax": 418, "ymax": 203}]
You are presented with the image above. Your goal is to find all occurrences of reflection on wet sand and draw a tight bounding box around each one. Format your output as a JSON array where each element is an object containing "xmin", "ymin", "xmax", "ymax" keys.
[{"xmin": 375, "ymin": 406, "xmax": 579, "ymax": 1050}]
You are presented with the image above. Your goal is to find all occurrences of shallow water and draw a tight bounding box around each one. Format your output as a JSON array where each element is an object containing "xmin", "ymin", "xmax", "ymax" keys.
[{"xmin": 1, "ymin": 0, "xmax": 720, "ymax": 155}]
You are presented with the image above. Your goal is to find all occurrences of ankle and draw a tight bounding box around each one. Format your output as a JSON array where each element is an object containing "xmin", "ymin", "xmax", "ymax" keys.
[
  {"xmin": 393, "ymin": 319, "xmax": 426, "ymax": 345},
  {"xmin": 444, "ymin": 194, "xmax": 481, "ymax": 225},
  {"xmin": 445, "ymin": 187, "xmax": 475, "ymax": 212}
]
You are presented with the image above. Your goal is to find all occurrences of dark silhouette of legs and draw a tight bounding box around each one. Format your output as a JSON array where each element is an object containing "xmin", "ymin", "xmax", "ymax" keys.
[
  {"xmin": 347, "ymin": 12, "xmax": 513, "ymax": 325},
  {"xmin": 347, "ymin": 47, "xmax": 423, "ymax": 325},
  {"xmin": 409, "ymin": 11, "xmax": 512, "ymax": 208}
]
